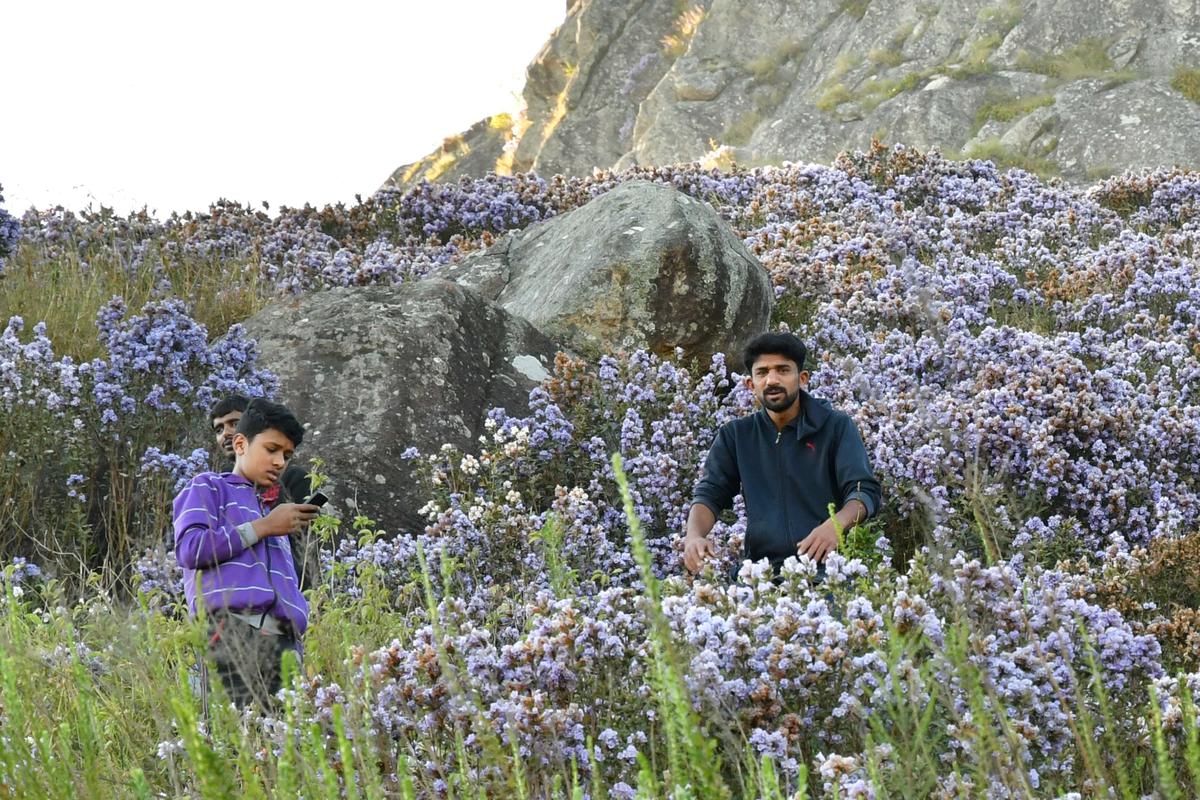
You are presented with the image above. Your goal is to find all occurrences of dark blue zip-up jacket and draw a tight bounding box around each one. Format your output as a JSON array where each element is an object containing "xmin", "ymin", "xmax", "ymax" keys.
[{"xmin": 692, "ymin": 391, "xmax": 882, "ymax": 567}]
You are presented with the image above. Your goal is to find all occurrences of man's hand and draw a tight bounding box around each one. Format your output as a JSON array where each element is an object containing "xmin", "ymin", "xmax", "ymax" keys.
[
  {"xmin": 255, "ymin": 503, "xmax": 320, "ymax": 538},
  {"xmin": 682, "ymin": 534, "xmax": 717, "ymax": 573},
  {"xmin": 797, "ymin": 519, "xmax": 839, "ymax": 563}
]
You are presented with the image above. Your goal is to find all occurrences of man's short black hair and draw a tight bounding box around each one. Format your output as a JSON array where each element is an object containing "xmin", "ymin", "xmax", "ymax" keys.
[
  {"xmin": 210, "ymin": 394, "xmax": 250, "ymax": 420},
  {"xmin": 235, "ymin": 398, "xmax": 305, "ymax": 448},
  {"xmin": 743, "ymin": 332, "xmax": 807, "ymax": 373}
]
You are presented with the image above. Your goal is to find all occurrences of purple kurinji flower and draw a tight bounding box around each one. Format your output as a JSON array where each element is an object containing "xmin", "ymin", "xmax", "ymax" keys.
[{"xmin": 0, "ymin": 183, "xmax": 20, "ymax": 273}]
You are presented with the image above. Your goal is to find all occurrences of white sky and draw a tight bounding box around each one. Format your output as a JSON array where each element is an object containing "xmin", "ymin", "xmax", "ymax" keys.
[{"xmin": 0, "ymin": 0, "xmax": 565, "ymax": 216}]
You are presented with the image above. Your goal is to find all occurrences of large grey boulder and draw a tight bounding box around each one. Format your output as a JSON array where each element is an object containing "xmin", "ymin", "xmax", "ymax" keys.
[
  {"xmin": 436, "ymin": 179, "xmax": 773, "ymax": 365},
  {"xmin": 241, "ymin": 279, "xmax": 558, "ymax": 533},
  {"xmin": 383, "ymin": 0, "xmax": 1200, "ymax": 187}
]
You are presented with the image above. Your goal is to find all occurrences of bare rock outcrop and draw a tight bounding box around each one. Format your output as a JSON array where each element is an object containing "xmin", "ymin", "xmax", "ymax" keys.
[
  {"xmin": 241, "ymin": 280, "xmax": 558, "ymax": 533},
  {"xmin": 435, "ymin": 179, "xmax": 773, "ymax": 366},
  {"xmin": 385, "ymin": 0, "xmax": 1200, "ymax": 186}
]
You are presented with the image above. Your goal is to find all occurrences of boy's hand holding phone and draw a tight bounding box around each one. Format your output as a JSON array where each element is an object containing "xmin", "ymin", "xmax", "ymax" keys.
[{"xmin": 255, "ymin": 502, "xmax": 321, "ymax": 537}]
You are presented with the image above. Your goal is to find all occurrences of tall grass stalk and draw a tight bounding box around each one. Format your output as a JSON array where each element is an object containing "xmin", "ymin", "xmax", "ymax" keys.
[
  {"xmin": 415, "ymin": 541, "xmax": 529, "ymax": 797},
  {"xmin": 396, "ymin": 751, "xmax": 417, "ymax": 800},
  {"xmin": 1182, "ymin": 685, "xmax": 1200, "ymax": 788},
  {"xmin": 866, "ymin": 628, "xmax": 941, "ymax": 797},
  {"xmin": 332, "ymin": 705, "xmax": 363, "ymax": 800},
  {"xmin": 1148, "ymin": 683, "xmax": 1183, "ymax": 800},
  {"xmin": 172, "ymin": 687, "xmax": 237, "ymax": 799},
  {"xmin": 611, "ymin": 453, "xmax": 730, "ymax": 799},
  {"xmin": 1078, "ymin": 644, "xmax": 1138, "ymax": 798},
  {"xmin": 534, "ymin": 512, "xmax": 577, "ymax": 599}
]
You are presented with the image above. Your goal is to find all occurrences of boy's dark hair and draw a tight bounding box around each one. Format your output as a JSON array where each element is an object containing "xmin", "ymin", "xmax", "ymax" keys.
[
  {"xmin": 743, "ymin": 332, "xmax": 807, "ymax": 373},
  {"xmin": 235, "ymin": 398, "xmax": 305, "ymax": 448},
  {"xmin": 210, "ymin": 394, "xmax": 250, "ymax": 420}
]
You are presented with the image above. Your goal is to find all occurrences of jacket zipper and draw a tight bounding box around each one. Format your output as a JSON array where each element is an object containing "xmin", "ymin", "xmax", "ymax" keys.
[{"xmin": 776, "ymin": 426, "xmax": 792, "ymax": 555}]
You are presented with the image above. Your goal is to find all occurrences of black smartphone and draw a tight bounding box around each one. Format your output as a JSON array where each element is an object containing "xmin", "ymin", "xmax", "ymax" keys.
[{"xmin": 302, "ymin": 491, "xmax": 329, "ymax": 507}]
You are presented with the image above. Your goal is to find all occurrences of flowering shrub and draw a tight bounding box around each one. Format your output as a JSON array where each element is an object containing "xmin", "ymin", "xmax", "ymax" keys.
[
  {"xmin": 288, "ymin": 336, "xmax": 1180, "ymax": 793},
  {"xmin": 18, "ymin": 144, "xmax": 1198, "ymax": 561},
  {"xmin": 302, "ymin": 147, "xmax": 1200, "ymax": 795},
  {"xmin": 6, "ymin": 146, "xmax": 1200, "ymax": 795},
  {"xmin": 409, "ymin": 351, "xmax": 748, "ymax": 583},
  {"xmin": 0, "ymin": 556, "xmax": 44, "ymax": 595},
  {"xmin": 1084, "ymin": 530, "xmax": 1200, "ymax": 673},
  {"xmin": 387, "ymin": 173, "xmax": 555, "ymax": 241},
  {"xmin": 0, "ymin": 183, "xmax": 19, "ymax": 273},
  {"xmin": 283, "ymin": 548, "xmax": 1166, "ymax": 796},
  {"xmin": 0, "ymin": 297, "xmax": 274, "ymax": 578},
  {"xmin": 0, "ymin": 315, "xmax": 91, "ymax": 566}
]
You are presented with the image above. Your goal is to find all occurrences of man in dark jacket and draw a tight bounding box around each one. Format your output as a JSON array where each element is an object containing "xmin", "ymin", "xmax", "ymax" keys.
[{"xmin": 683, "ymin": 332, "xmax": 881, "ymax": 576}]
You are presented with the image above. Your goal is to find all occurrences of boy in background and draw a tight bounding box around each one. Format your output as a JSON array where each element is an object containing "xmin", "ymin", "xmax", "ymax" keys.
[{"xmin": 175, "ymin": 399, "xmax": 320, "ymax": 708}]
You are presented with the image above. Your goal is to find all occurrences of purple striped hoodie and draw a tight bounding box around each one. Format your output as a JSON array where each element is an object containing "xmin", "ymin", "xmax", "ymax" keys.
[{"xmin": 173, "ymin": 471, "xmax": 309, "ymax": 634}]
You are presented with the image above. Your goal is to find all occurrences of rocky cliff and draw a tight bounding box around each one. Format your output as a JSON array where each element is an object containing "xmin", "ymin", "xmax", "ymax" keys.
[{"xmin": 385, "ymin": 0, "xmax": 1200, "ymax": 186}]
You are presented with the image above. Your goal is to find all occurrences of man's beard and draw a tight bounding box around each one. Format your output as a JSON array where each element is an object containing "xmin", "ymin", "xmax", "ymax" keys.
[{"xmin": 762, "ymin": 386, "xmax": 799, "ymax": 412}]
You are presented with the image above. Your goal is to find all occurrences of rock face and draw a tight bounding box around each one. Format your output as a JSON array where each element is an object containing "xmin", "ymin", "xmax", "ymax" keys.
[
  {"xmin": 241, "ymin": 280, "xmax": 558, "ymax": 533},
  {"xmin": 384, "ymin": 0, "xmax": 1200, "ymax": 186},
  {"xmin": 384, "ymin": 116, "xmax": 514, "ymax": 188},
  {"xmin": 436, "ymin": 179, "xmax": 773, "ymax": 364}
]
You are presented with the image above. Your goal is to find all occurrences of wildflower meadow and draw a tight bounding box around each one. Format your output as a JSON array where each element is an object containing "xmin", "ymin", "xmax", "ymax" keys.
[{"xmin": 1, "ymin": 144, "xmax": 1199, "ymax": 798}]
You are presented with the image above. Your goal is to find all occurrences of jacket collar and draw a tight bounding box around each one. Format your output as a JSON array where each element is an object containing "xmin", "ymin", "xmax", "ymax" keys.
[{"xmin": 758, "ymin": 389, "xmax": 832, "ymax": 440}]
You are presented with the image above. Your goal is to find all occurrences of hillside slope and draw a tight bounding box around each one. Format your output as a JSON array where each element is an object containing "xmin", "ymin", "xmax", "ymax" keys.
[{"xmin": 385, "ymin": 0, "xmax": 1200, "ymax": 187}]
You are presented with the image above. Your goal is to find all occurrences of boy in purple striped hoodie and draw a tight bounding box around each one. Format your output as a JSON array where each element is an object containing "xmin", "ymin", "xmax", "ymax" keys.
[{"xmin": 173, "ymin": 398, "xmax": 320, "ymax": 708}]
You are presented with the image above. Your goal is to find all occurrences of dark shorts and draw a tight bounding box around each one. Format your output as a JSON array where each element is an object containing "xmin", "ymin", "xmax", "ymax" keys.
[{"xmin": 206, "ymin": 610, "xmax": 300, "ymax": 710}]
